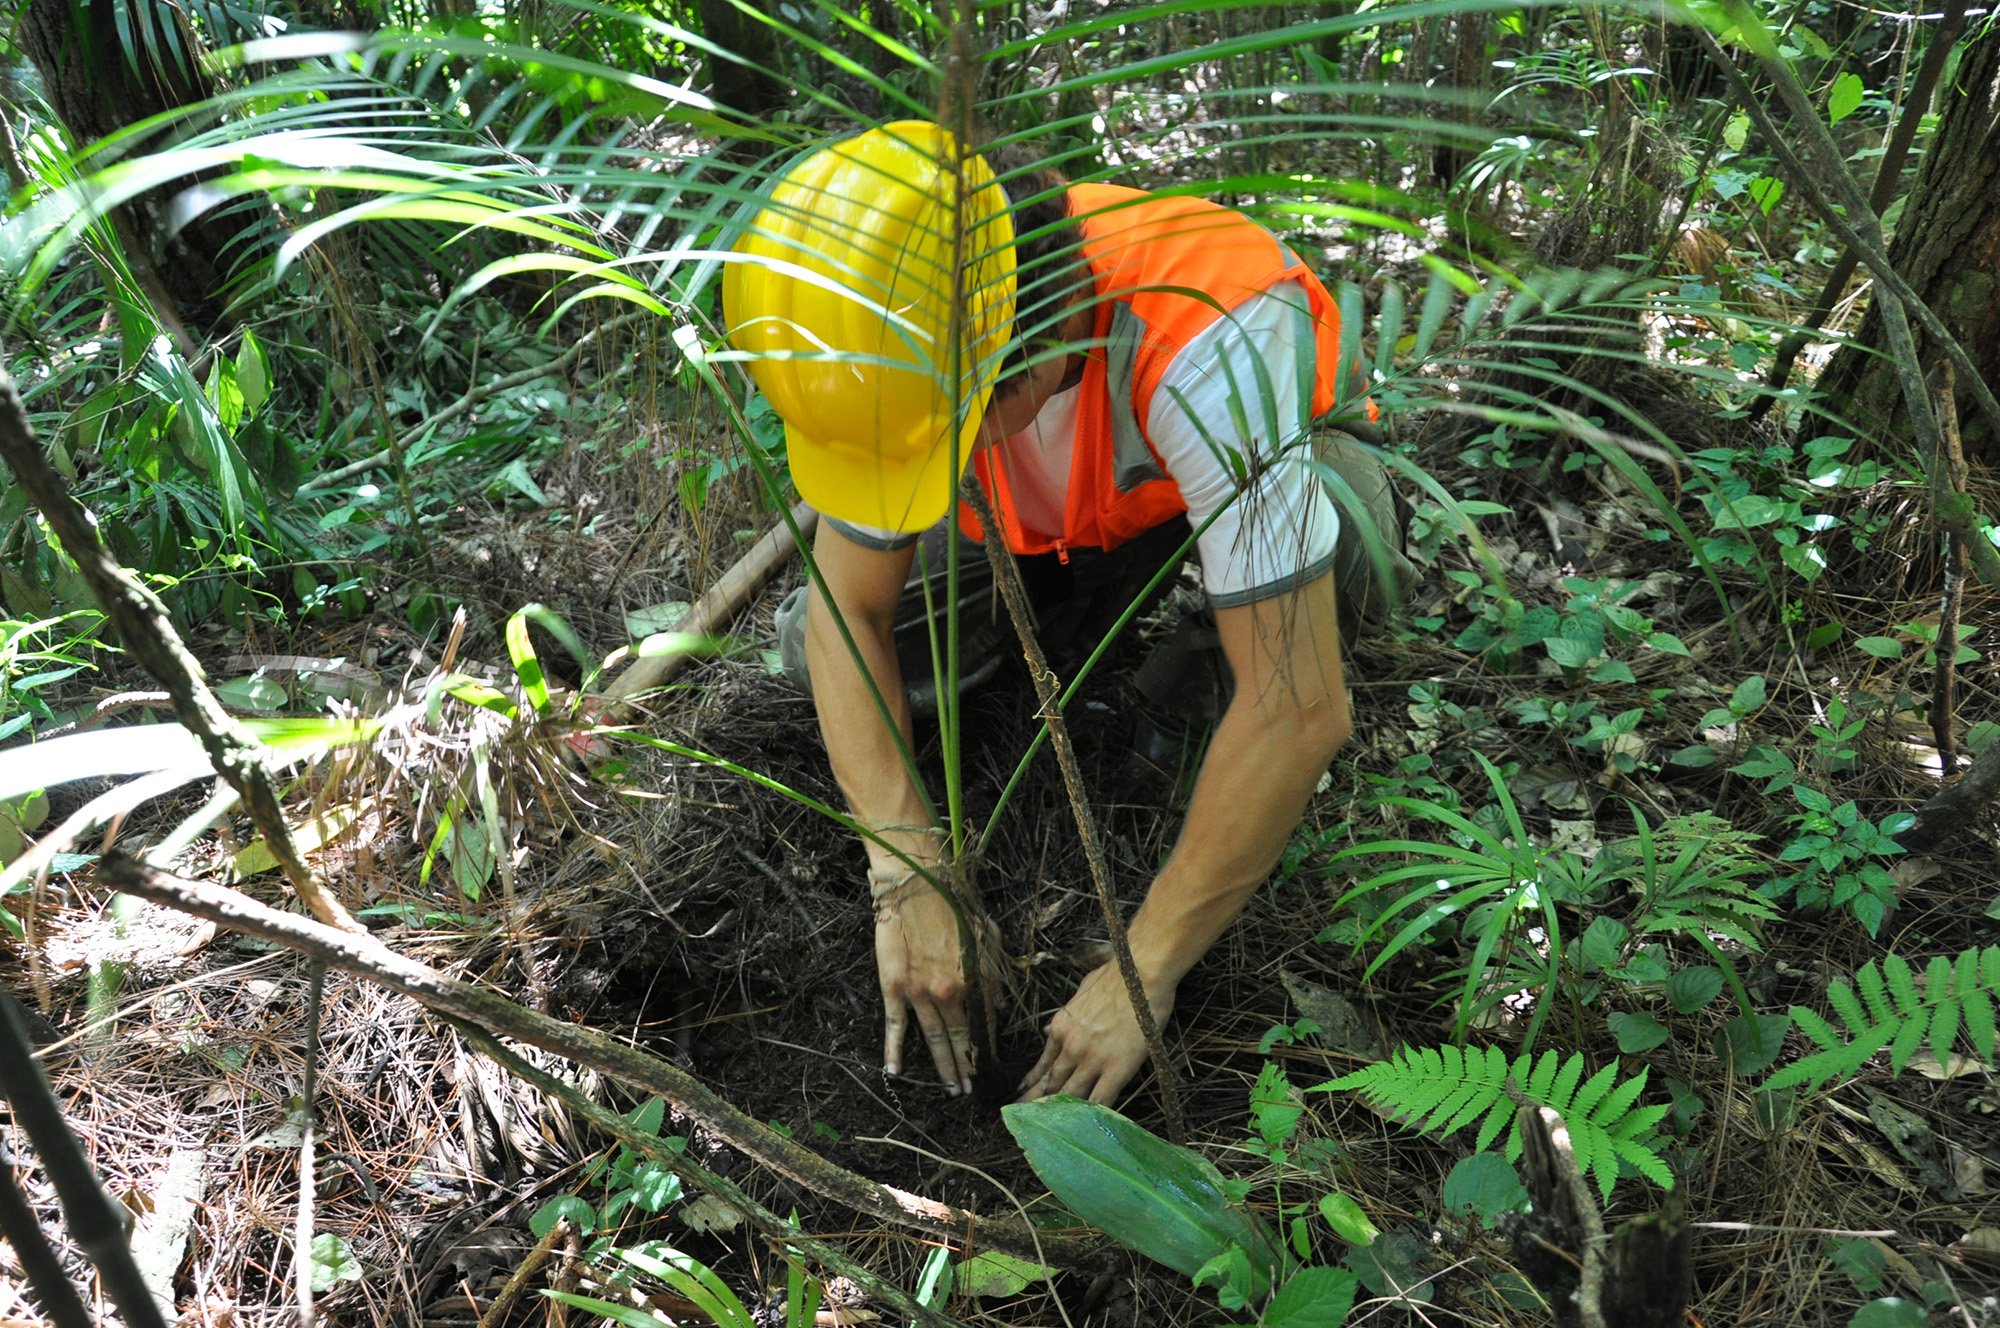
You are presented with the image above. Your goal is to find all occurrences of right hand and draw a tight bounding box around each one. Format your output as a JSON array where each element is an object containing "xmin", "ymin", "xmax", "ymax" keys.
[{"xmin": 875, "ymin": 878, "xmax": 1004, "ymax": 1096}]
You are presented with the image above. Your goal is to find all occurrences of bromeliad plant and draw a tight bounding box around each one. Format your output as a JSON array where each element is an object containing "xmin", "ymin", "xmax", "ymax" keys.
[{"xmin": 1004, "ymin": 1090, "xmax": 1364, "ymax": 1326}]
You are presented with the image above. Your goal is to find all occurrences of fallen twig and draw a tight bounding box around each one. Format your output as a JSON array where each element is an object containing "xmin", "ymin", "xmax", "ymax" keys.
[
  {"xmin": 97, "ymin": 854, "xmax": 1102, "ymax": 1270},
  {"xmin": 475, "ymin": 1216, "xmax": 567, "ymax": 1328},
  {"xmin": 455, "ymin": 1022, "xmax": 973, "ymax": 1328}
]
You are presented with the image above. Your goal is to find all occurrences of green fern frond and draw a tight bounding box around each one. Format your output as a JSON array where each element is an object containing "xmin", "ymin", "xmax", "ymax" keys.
[
  {"xmin": 1315, "ymin": 1046, "xmax": 1671, "ymax": 1202},
  {"xmin": 1765, "ymin": 945, "xmax": 2000, "ymax": 1094}
]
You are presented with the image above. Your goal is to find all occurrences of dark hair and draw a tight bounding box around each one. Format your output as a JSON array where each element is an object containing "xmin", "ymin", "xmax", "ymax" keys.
[{"xmin": 983, "ymin": 145, "xmax": 1088, "ymax": 386}]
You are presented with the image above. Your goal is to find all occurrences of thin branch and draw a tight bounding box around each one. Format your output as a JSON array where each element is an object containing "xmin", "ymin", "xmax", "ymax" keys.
[
  {"xmin": 0, "ymin": 370, "xmax": 362, "ymax": 934},
  {"xmin": 455, "ymin": 1022, "xmax": 974, "ymax": 1328},
  {"xmin": 1699, "ymin": 26, "xmax": 2000, "ymax": 590},
  {"xmin": 958, "ymin": 478, "xmax": 1189, "ymax": 1142},
  {"xmin": 0, "ymin": 990, "xmax": 169, "ymax": 1328},
  {"xmin": 295, "ymin": 961, "xmax": 327, "ymax": 1328},
  {"xmin": 1931, "ymin": 362, "xmax": 1972, "ymax": 774},
  {"xmin": 96, "ymin": 854, "xmax": 1102, "ymax": 1270}
]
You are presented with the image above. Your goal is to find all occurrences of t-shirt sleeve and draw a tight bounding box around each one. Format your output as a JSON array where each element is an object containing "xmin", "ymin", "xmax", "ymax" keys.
[
  {"xmin": 1144, "ymin": 279, "xmax": 1342, "ymax": 608},
  {"xmin": 823, "ymin": 517, "xmax": 921, "ymax": 552}
]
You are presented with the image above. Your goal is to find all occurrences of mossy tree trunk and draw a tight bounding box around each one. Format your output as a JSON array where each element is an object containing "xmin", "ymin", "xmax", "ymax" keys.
[{"xmin": 1816, "ymin": 30, "xmax": 2000, "ymax": 461}]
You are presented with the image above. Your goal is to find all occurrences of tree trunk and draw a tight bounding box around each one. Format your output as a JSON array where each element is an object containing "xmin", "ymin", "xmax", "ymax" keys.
[
  {"xmin": 1815, "ymin": 30, "xmax": 2000, "ymax": 461},
  {"xmin": 15, "ymin": 0, "xmax": 247, "ymax": 337},
  {"xmin": 697, "ymin": 0, "xmax": 787, "ymax": 121}
]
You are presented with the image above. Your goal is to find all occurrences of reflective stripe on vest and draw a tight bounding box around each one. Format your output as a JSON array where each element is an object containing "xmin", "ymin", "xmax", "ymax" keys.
[{"xmin": 963, "ymin": 183, "xmax": 1350, "ymax": 556}]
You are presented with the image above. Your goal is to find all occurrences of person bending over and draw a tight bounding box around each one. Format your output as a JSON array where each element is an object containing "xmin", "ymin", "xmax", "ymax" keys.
[{"xmin": 724, "ymin": 122, "xmax": 1410, "ymax": 1107}]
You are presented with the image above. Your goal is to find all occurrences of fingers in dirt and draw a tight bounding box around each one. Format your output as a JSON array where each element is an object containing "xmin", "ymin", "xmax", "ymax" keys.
[
  {"xmin": 912, "ymin": 998, "xmax": 969, "ymax": 1096},
  {"xmin": 881, "ymin": 994, "xmax": 907, "ymax": 1078}
]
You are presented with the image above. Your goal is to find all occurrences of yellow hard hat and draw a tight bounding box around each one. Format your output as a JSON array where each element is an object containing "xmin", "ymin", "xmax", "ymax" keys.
[{"xmin": 722, "ymin": 121, "xmax": 1017, "ymax": 533}]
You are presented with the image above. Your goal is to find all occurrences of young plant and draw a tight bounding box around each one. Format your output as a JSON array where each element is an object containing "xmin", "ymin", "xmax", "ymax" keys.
[
  {"xmin": 548, "ymin": 1245, "xmax": 828, "ymax": 1328},
  {"xmin": 1765, "ymin": 787, "xmax": 1913, "ymax": 936},
  {"xmin": 1327, "ymin": 754, "xmax": 1596, "ymax": 1049},
  {"xmin": 1003, "ymin": 1093, "xmax": 1361, "ymax": 1326}
]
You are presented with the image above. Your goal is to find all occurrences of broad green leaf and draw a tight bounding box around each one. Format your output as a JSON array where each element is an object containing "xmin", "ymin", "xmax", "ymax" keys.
[
  {"xmin": 1716, "ymin": 1012, "xmax": 1790, "ymax": 1074},
  {"xmin": 0, "ymin": 790, "xmax": 49, "ymax": 837},
  {"xmin": 1855, "ymin": 637, "xmax": 1904, "ymax": 659},
  {"xmin": 1440, "ymin": 1153, "xmax": 1530, "ymax": 1226},
  {"xmin": 1545, "ymin": 637, "xmax": 1597, "ymax": 669},
  {"xmin": 308, "ymin": 1233, "xmax": 363, "ymax": 1292},
  {"xmin": 953, "ymin": 1250, "xmax": 1051, "ymax": 1299},
  {"xmin": 530, "ymin": 1195, "xmax": 597, "ymax": 1238},
  {"xmin": 1828, "ymin": 1235, "xmax": 1889, "ymax": 1294},
  {"xmin": 1747, "ymin": 176, "xmax": 1785, "ymax": 217},
  {"xmin": 214, "ymin": 675, "xmax": 289, "ymax": 712},
  {"xmin": 625, "ymin": 600, "xmax": 692, "ymax": 637},
  {"xmin": 1851, "ymin": 1299, "xmax": 1928, "ymax": 1328},
  {"xmin": 1828, "ymin": 73, "xmax": 1865, "ymax": 124},
  {"xmin": 1318, "ymin": 1192, "xmax": 1378, "ymax": 1246},
  {"xmin": 628, "ymin": 1162, "xmax": 681, "ymax": 1213},
  {"xmin": 1343, "ymin": 1230, "xmax": 1433, "ymax": 1303},
  {"xmin": 449, "ymin": 815, "xmax": 497, "ymax": 900},
  {"xmin": 1609, "ymin": 1012, "xmax": 1671, "ymax": 1053},
  {"xmin": 1729, "ymin": 675, "xmax": 1768, "ymax": 713},
  {"xmin": 1003, "ymin": 1096, "xmax": 1282, "ymax": 1292},
  {"xmin": 236, "ymin": 329, "xmax": 271, "ymax": 416},
  {"xmin": 1263, "ymin": 1267, "xmax": 1360, "ymax": 1328},
  {"xmin": 1667, "ymin": 966, "xmax": 1726, "ymax": 1014},
  {"xmin": 1723, "ymin": 110, "xmax": 1751, "ymax": 150}
]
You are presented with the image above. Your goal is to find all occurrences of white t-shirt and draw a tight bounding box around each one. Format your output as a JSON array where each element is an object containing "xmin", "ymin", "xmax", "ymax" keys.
[{"xmin": 836, "ymin": 279, "xmax": 1341, "ymax": 608}]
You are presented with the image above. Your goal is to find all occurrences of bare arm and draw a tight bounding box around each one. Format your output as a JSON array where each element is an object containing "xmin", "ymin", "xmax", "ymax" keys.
[
  {"xmin": 804, "ymin": 521, "xmax": 985, "ymax": 1095},
  {"xmin": 802, "ymin": 522, "xmax": 929, "ymax": 872},
  {"xmin": 1023, "ymin": 568, "xmax": 1352, "ymax": 1103}
]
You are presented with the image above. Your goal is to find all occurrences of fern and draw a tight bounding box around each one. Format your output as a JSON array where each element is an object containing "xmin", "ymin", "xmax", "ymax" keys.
[
  {"xmin": 1314, "ymin": 1046, "xmax": 1672, "ymax": 1203},
  {"xmin": 1764, "ymin": 946, "xmax": 2000, "ymax": 1094}
]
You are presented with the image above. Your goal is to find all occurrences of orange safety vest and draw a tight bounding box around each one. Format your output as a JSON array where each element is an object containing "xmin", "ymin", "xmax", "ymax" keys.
[{"xmin": 961, "ymin": 182, "xmax": 1353, "ymax": 558}]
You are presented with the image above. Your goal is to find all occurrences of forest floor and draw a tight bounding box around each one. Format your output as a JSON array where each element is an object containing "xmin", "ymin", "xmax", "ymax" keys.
[{"xmin": 10, "ymin": 381, "xmax": 2000, "ymax": 1327}]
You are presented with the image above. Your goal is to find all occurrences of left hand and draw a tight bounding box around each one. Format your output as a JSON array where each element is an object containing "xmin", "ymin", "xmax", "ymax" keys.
[{"xmin": 1016, "ymin": 962, "xmax": 1174, "ymax": 1105}]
